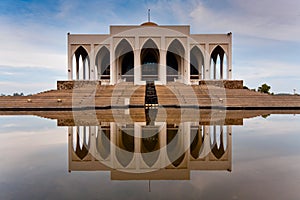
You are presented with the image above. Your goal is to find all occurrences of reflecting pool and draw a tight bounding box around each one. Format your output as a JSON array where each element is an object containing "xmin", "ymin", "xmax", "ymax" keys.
[{"xmin": 0, "ymin": 109, "xmax": 300, "ymax": 200}]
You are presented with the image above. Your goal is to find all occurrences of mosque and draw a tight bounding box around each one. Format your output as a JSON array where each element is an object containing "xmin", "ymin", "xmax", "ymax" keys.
[
  {"xmin": 68, "ymin": 123, "xmax": 232, "ymax": 180},
  {"xmin": 67, "ymin": 20, "xmax": 233, "ymax": 86}
]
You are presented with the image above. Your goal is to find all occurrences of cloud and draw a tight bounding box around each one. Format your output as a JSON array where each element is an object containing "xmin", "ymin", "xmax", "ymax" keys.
[
  {"xmin": 242, "ymin": 114, "xmax": 300, "ymax": 135},
  {"xmin": 236, "ymin": 60, "xmax": 300, "ymax": 80},
  {"xmin": 234, "ymin": 60, "xmax": 300, "ymax": 92},
  {"xmin": 189, "ymin": 0, "xmax": 300, "ymax": 41},
  {"xmin": 0, "ymin": 17, "xmax": 66, "ymax": 70},
  {"xmin": 0, "ymin": 65, "xmax": 64, "ymax": 94},
  {"xmin": 0, "ymin": 115, "xmax": 60, "ymax": 134}
]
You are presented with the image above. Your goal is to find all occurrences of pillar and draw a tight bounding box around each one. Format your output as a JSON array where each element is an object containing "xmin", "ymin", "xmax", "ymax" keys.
[
  {"xmin": 228, "ymin": 34, "xmax": 233, "ymax": 80},
  {"xmin": 220, "ymin": 55, "xmax": 224, "ymax": 80},
  {"xmin": 67, "ymin": 33, "xmax": 72, "ymax": 80},
  {"xmin": 110, "ymin": 39, "xmax": 116, "ymax": 85},
  {"xmin": 134, "ymin": 123, "xmax": 142, "ymax": 170},
  {"xmin": 213, "ymin": 60, "xmax": 216, "ymax": 80},
  {"xmin": 199, "ymin": 54, "xmax": 204, "ymax": 80},
  {"xmin": 133, "ymin": 49, "xmax": 142, "ymax": 85},
  {"xmin": 158, "ymin": 36, "xmax": 166, "ymax": 85},
  {"xmin": 68, "ymin": 126, "xmax": 73, "ymax": 172},
  {"xmin": 227, "ymin": 125, "xmax": 232, "ymax": 171},
  {"xmin": 76, "ymin": 56, "xmax": 79, "ymax": 80},
  {"xmin": 159, "ymin": 122, "xmax": 167, "ymax": 167},
  {"xmin": 183, "ymin": 122, "xmax": 191, "ymax": 152},
  {"xmin": 83, "ymin": 58, "xmax": 86, "ymax": 80},
  {"xmin": 89, "ymin": 126, "xmax": 97, "ymax": 161},
  {"xmin": 183, "ymin": 48, "xmax": 190, "ymax": 85},
  {"xmin": 204, "ymin": 43, "xmax": 210, "ymax": 80},
  {"xmin": 111, "ymin": 122, "xmax": 117, "ymax": 168},
  {"xmin": 90, "ymin": 44, "xmax": 96, "ymax": 80},
  {"xmin": 134, "ymin": 36, "xmax": 142, "ymax": 85}
]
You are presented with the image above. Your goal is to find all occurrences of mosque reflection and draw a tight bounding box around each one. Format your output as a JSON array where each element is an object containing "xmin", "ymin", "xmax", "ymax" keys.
[{"xmin": 68, "ymin": 108, "xmax": 232, "ymax": 180}]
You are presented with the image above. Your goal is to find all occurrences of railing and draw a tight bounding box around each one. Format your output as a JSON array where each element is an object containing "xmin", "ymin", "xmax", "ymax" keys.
[
  {"xmin": 121, "ymin": 75, "xmax": 134, "ymax": 82},
  {"xmin": 142, "ymin": 75, "xmax": 159, "ymax": 81},
  {"xmin": 167, "ymin": 75, "xmax": 180, "ymax": 82}
]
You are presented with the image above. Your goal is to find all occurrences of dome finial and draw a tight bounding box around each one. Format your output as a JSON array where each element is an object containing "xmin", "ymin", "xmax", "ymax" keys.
[{"xmin": 141, "ymin": 9, "xmax": 158, "ymax": 26}]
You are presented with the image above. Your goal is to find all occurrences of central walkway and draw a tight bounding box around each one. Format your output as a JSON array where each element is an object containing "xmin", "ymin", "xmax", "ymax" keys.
[{"xmin": 144, "ymin": 81, "xmax": 158, "ymax": 107}]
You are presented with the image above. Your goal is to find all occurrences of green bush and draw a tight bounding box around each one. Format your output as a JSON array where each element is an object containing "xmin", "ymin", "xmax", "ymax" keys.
[{"xmin": 258, "ymin": 83, "xmax": 271, "ymax": 94}]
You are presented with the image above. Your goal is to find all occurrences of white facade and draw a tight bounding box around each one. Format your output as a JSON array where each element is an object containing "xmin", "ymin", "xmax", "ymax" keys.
[
  {"xmin": 67, "ymin": 22, "xmax": 232, "ymax": 85},
  {"xmin": 69, "ymin": 122, "xmax": 232, "ymax": 178}
]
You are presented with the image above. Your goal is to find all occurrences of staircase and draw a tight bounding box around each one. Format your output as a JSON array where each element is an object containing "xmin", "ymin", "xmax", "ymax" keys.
[{"xmin": 144, "ymin": 81, "xmax": 158, "ymax": 107}]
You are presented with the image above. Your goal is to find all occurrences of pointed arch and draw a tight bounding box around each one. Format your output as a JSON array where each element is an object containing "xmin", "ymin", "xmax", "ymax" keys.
[
  {"xmin": 115, "ymin": 126, "xmax": 134, "ymax": 167},
  {"xmin": 141, "ymin": 39, "xmax": 160, "ymax": 81},
  {"xmin": 141, "ymin": 130, "xmax": 160, "ymax": 167},
  {"xmin": 96, "ymin": 125, "xmax": 111, "ymax": 160},
  {"xmin": 190, "ymin": 125, "xmax": 205, "ymax": 159},
  {"xmin": 95, "ymin": 46, "xmax": 110, "ymax": 80},
  {"xmin": 73, "ymin": 126, "xmax": 89, "ymax": 160},
  {"xmin": 115, "ymin": 39, "xmax": 134, "ymax": 82},
  {"xmin": 166, "ymin": 39, "xmax": 185, "ymax": 82},
  {"xmin": 73, "ymin": 46, "xmax": 90, "ymax": 80},
  {"xmin": 210, "ymin": 125, "xmax": 226, "ymax": 159},
  {"xmin": 210, "ymin": 45, "xmax": 226, "ymax": 80},
  {"xmin": 167, "ymin": 124, "xmax": 185, "ymax": 167},
  {"xmin": 190, "ymin": 46, "xmax": 204, "ymax": 80}
]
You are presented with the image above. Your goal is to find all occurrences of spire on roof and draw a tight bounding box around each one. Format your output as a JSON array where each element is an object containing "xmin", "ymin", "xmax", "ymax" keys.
[
  {"xmin": 141, "ymin": 9, "xmax": 158, "ymax": 26},
  {"xmin": 148, "ymin": 9, "xmax": 150, "ymax": 22}
]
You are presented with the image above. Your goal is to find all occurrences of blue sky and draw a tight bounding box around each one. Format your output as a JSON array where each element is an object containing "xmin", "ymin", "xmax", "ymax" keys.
[{"xmin": 0, "ymin": 0, "xmax": 299, "ymax": 94}]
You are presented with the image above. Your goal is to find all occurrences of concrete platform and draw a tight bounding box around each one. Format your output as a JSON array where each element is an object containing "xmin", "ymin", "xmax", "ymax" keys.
[{"xmin": 0, "ymin": 82, "xmax": 300, "ymax": 111}]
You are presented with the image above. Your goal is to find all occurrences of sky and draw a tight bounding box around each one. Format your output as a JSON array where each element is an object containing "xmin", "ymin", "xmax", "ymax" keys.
[{"xmin": 0, "ymin": 0, "xmax": 299, "ymax": 94}]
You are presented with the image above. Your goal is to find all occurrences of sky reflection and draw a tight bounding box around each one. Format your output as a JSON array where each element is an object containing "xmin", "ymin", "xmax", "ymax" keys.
[{"xmin": 0, "ymin": 114, "xmax": 300, "ymax": 200}]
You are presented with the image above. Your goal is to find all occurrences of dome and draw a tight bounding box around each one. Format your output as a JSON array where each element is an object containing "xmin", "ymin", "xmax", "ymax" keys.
[{"xmin": 141, "ymin": 21, "xmax": 158, "ymax": 26}]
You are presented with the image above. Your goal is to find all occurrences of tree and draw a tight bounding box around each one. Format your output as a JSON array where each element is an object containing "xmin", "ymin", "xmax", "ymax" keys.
[
  {"xmin": 258, "ymin": 83, "xmax": 271, "ymax": 94},
  {"xmin": 13, "ymin": 92, "xmax": 24, "ymax": 96}
]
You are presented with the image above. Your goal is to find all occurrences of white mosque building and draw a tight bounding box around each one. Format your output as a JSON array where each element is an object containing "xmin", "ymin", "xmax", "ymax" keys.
[
  {"xmin": 68, "ymin": 123, "xmax": 232, "ymax": 180},
  {"xmin": 67, "ymin": 21, "xmax": 232, "ymax": 86}
]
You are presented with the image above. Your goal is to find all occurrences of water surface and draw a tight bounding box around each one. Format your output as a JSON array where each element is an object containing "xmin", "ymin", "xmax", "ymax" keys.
[{"xmin": 0, "ymin": 113, "xmax": 300, "ymax": 200}]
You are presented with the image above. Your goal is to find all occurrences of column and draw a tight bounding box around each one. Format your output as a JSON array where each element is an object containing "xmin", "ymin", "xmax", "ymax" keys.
[
  {"xmin": 90, "ymin": 44, "xmax": 96, "ymax": 80},
  {"xmin": 159, "ymin": 36, "xmax": 166, "ymax": 85},
  {"xmin": 83, "ymin": 58, "xmax": 86, "ymax": 80},
  {"xmin": 134, "ymin": 37, "xmax": 142, "ymax": 85},
  {"xmin": 220, "ymin": 55, "xmax": 224, "ymax": 80},
  {"xmin": 204, "ymin": 43, "xmax": 210, "ymax": 80},
  {"xmin": 227, "ymin": 125, "xmax": 232, "ymax": 171},
  {"xmin": 134, "ymin": 123, "xmax": 142, "ymax": 170},
  {"xmin": 67, "ymin": 33, "xmax": 72, "ymax": 80},
  {"xmin": 213, "ymin": 61, "xmax": 216, "ymax": 80},
  {"xmin": 110, "ymin": 122, "xmax": 117, "ymax": 168},
  {"xmin": 89, "ymin": 126, "xmax": 97, "ymax": 161},
  {"xmin": 68, "ymin": 127, "xmax": 73, "ymax": 172},
  {"xmin": 159, "ymin": 123, "xmax": 167, "ymax": 167},
  {"xmin": 134, "ymin": 50, "xmax": 142, "ymax": 85},
  {"xmin": 76, "ymin": 56, "xmax": 79, "ymax": 80},
  {"xmin": 203, "ymin": 125, "xmax": 211, "ymax": 160},
  {"xmin": 183, "ymin": 122, "xmax": 191, "ymax": 152},
  {"xmin": 228, "ymin": 35, "xmax": 233, "ymax": 80},
  {"xmin": 183, "ymin": 48, "xmax": 190, "ymax": 85},
  {"xmin": 110, "ymin": 39, "xmax": 116, "ymax": 85}
]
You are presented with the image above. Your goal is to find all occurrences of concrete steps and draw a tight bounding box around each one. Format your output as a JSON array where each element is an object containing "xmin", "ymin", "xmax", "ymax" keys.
[{"xmin": 0, "ymin": 83, "xmax": 300, "ymax": 110}]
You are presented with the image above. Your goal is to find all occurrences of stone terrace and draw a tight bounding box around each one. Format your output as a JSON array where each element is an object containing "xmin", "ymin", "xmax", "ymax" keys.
[{"xmin": 0, "ymin": 82, "xmax": 300, "ymax": 110}]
